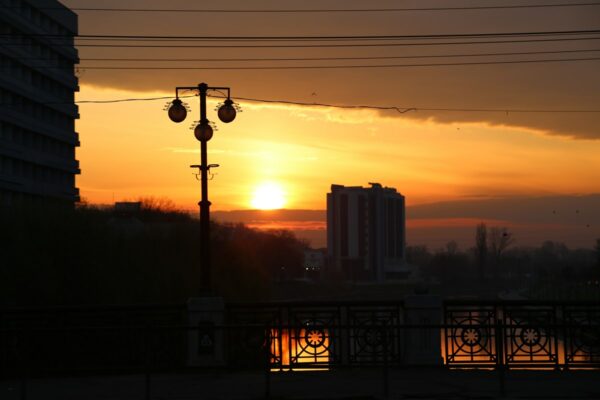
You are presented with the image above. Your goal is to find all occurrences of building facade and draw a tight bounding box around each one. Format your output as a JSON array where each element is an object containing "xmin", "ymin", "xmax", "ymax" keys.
[
  {"xmin": 0, "ymin": 0, "xmax": 80, "ymax": 206},
  {"xmin": 327, "ymin": 183, "xmax": 406, "ymax": 282}
]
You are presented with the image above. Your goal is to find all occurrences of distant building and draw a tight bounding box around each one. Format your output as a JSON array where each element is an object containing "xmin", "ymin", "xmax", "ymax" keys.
[
  {"xmin": 327, "ymin": 183, "xmax": 406, "ymax": 282},
  {"xmin": 303, "ymin": 248, "xmax": 325, "ymax": 281},
  {"xmin": 0, "ymin": 0, "xmax": 80, "ymax": 206}
]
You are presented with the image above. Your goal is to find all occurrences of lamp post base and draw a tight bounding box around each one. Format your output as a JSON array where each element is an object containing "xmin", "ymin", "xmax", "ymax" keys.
[{"xmin": 187, "ymin": 296, "xmax": 226, "ymax": 367}]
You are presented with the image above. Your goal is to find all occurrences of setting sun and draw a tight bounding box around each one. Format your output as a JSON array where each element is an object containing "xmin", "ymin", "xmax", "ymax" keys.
[{"xmin": 251, "ymin": 183, "xmax": 286, "ymax": 210}]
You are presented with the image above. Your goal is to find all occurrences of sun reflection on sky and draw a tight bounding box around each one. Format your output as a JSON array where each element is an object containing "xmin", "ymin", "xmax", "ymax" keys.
[{"xmin": 251, "ymin": 182, "xmax": 286, "ymax": 210}]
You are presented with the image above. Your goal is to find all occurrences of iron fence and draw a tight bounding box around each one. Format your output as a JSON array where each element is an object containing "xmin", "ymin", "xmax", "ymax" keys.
[
  {"xmin": 226, "ymin": 301, "xmax": 405, "ymax": 370},
  {"xmin": 0, "ymin": 300, "xmax": 599, "ymax": 378},
  {"xmin": 444, "ymin": 300, "xmax": 600, "ymax": 370}
]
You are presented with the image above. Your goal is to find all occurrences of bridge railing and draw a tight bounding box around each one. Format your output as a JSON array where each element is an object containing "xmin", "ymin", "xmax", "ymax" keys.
[
  {"xmin": 1, "ymin": 300, "xmax": 599, "ymax": 377},
  {"xmin": 444, "ymin": 300, "xmax": 600, "ymax": 370},
  {"xmin": 226, "ymin": 300, "xmax": 407, "ymax": 370}
]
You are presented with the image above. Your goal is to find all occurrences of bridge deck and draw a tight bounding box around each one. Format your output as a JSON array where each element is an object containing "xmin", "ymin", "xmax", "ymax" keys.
[{"xmin": 2, "ymin": 368, "xmax": 599, "ymax": 400}]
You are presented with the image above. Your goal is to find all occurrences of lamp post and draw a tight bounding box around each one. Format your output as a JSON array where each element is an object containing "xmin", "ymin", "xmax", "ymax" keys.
[{"xmin": 167, "ymin": 83, "xmax": 238, "ymax": 294}]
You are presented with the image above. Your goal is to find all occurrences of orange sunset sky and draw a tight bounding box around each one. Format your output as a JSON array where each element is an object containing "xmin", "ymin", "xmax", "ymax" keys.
[
  {"xmin": 63, "ymin": 0, "xmax": 600, "ymax": 248},
  {"xmin": 77, "ymin": 84, "xmax": 600, "ymax": 210}
]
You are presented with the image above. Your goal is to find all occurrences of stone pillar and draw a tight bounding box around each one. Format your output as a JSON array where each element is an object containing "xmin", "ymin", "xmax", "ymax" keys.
[
  {"xmin": 187, "ymin": 297, "xmax": 226, "ymax": 366},
  {"xmin": 403, "ymin": 295, "xmax": 443, "ymax": 365}
]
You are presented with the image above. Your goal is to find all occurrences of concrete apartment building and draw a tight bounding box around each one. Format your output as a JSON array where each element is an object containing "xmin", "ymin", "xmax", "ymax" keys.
[
  {"xmin": 327, "ymin": 183, "xmax": 406, "ymax": 282},
  {"xmin": 0, "ymin": 0, "xmax": 80, "ymax": 206}
]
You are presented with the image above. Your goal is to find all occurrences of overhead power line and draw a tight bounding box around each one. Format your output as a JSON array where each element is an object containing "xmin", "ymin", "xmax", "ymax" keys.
[
  {"xmin": 5, "ymin": 29, "xmax": 600, "ymax": 40},
  {"xmin": 4, "ymin": 30, "xmax": 600, "ymax": 49},
  {"xmin": 19, "ymin": 37, "xmax": 600, "ymax": 49},
  {"xmin": 14, "ymin": 48, "xmax": 600, "ymax": 63},
  {"xmin": 4, "ymin": 2, "xmax": 600, "ymax": 13},
  {"xmin": 66, "ymin": 57, "xmax": 600, "ymax": 70},
  {"xmin": 70, "ymin": 93, "xmax": 600, "ymax": 114}
]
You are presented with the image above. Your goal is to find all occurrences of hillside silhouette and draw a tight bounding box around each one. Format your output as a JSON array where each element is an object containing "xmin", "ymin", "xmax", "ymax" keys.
[{"xmin": 0, "ymin": 200, "xmax": 306, "ymax": 307}]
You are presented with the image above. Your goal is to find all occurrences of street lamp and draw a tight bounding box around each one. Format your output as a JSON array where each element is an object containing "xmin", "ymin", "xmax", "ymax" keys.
[{"xmin": 167, "ymin": 82, "xmax": 239, "ymax": 294}]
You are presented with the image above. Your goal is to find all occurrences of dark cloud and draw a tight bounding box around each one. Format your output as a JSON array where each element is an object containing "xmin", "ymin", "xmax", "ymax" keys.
[
  {"xmin": 65, "ymin": 0, "xmax": 600, "ymax": 138},
  {"xmin": 405, "ymin": 194, "xmax": 600, "ymax": 249},
  {"xmin": 407, "ymin": 194, "xmax": 600, "ymax": 225}
]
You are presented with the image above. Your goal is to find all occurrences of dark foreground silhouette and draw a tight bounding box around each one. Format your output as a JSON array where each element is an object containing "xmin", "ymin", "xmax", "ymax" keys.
[{"xmin": 0, "ymin": 201, "xmax": 306, "ymax": 306}]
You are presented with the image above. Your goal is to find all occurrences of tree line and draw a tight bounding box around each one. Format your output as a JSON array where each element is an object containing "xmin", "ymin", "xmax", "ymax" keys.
[
  {"xmin": 407, "ymin": 223, "xmax": 600, "ymax": 300},
  {"xmin": 0, "ymin": 200, "xmax": 307, "ymax": 307}
]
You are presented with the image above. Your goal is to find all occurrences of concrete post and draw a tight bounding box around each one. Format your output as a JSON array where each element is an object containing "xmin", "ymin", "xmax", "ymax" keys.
[
  {"xmin": 187, "ymin": 297, "xmax": 226, "ymax": 366},
  {"xmin": 403, "ymin": 295, "xmax": 443, "ymax": 365}
]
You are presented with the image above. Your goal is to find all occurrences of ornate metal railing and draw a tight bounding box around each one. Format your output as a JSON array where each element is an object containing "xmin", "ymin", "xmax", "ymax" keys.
[
  {"xmin": 1, "ymin": 300, "xmax": 599, "ymax": 377},
  {"xmin": 226, "ymin": 301, "xmax": 404, "ymax": 370},
  {"xmin": 444, "ymin": 301, "xmax": 600, "ymax": 369}
]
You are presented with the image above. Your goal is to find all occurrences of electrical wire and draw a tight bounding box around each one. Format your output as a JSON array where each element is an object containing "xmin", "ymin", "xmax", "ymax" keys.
[
  {"xmin": 69, "ymin": 93, "xmax": 600, "ymax": 114},
  {"xmin": 10, "ymin": 37, "xmax": 597, "ymax": 49},
  {"xmin": 4, "ymin": 30, "xmax": 600, "ymax": 50},
  {"xmin": 66, "ymin": 57, "xmax": 600, "ymax": 70},
  {"xmin": 4, "ymin": 29, "xmax": 600, "ymax": 40},
  {"xmin": 3, "ymin": 3, "xmax": 600, "ymax": 13},
  {"xmin": 12, "ymin": 48, "xmax": 600, "ymax": 63}
]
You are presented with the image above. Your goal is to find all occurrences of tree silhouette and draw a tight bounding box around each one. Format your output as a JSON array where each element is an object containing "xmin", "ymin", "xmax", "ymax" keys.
[
  {"xmin": 0, "ymin": 204, "xmax": 306, "ymax": 306},
  {"xmin": 475, "ymin": 223, "xmax": 488, "ymax": 282},
  {"xmin": 489, "ymin": 226, "xmax": 515, "ymax": 278},
  {"xmin": 489, "ymin": 227, "xmax": 515, "ymax": 259},
  {"xmin": 595, "ymin": 238, "xmax": 600, "ymax": 276}
]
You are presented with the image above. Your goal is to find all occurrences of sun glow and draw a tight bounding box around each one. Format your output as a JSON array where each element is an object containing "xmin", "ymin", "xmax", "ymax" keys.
[{"xmin": 251, "ymin": 182, "xmax": 286, "ymax": 210}]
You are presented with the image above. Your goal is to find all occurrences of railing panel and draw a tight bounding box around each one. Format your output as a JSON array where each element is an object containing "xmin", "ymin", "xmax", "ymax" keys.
[
  {"xmin": 226, "ymin": 305, "xmax": 281, "ymax": 368},
  {"xmin": 286, "ymin": 305, "xmax": 341, "ymax": 368},
  {"xmin": 347, "ymin": 305, "xmax": 401, "ymax": 365},
  {"xmin": 502, "ymin": 306, "xmax": 558, "ymax": 368},
  {"xmin": 444, "ymin": 305, "xmax": 497, "ymax": 366},
  {"xmin": 564, "ymin": 305, "xmax": 600, "ymax": 368}
]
